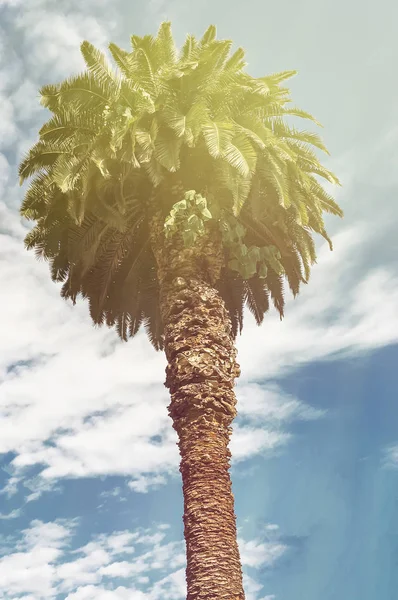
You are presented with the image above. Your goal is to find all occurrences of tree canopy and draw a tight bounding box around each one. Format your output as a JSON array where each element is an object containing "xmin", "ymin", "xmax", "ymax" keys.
[{"xmin": 19, "ymin": 22, "xmax": 342, "ymax": 349}]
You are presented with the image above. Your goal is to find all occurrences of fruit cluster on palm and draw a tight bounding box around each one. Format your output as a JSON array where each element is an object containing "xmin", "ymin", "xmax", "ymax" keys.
[{"xmin": 19, "ymin": 22, "xmax": 342, "ymax": 600}]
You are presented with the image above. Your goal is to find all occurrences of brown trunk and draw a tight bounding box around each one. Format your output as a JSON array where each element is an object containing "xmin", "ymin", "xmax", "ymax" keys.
[{"xmin": 150, "ymin": 209, "xmax": 245, "ymax": 600}]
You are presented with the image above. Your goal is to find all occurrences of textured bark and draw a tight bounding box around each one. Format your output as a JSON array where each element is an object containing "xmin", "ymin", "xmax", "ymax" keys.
[{"xmin": 150, "ymin": 210, "xmax": 245, "ymax": 600}]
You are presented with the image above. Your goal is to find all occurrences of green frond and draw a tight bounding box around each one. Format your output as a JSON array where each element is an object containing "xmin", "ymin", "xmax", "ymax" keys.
[
  {"xmin": 50, "ymin": 249, "xmax": 69, "ymax": 283},
  {"xmin": 184, "ymin": 102, "xmax": 209, "ymax": 144},
  {"xmin": 20, "ymin": 23, "xmax": 342, "ymax": 341},
  {"xmin": 262, "ymin": 70, "xmax": 297, "ymax": 85},
  {"xmin": 233, "ymin": 116, "xmax": 270, "ymax": 150},
  {"xmin": 115, "ymin": 313, "xmax": 130, "ymax": 341},
  {"xmin": 286, "ymin": 219, "xmax": 316, "ymax": 280},
  {"xmin": 161, "ymin": 105, "xmax": 187, "ymax": 138},
  {"xmin": 245, "ymin": 275, "xmax": 269, "ymax": 325},
  {"xmin": 52, "ymin": 150, "xmax": 92, "ymax": 195},
  {"xmin": 90, "ymin": 229, "xmax": 134, "ymax": 319},
  {"xmin": 131, "ymin": 45, "xmax": 158, "ymax": 98},
  {"xmin": 87, "ymin": 179, "xmax": 129, "ymax": 230},
  {"xmin": 281, "ymin": 106, "xmax": 323, "ymax": 127},
  {"xmin": 224, "ymin": 47, "xmax": 247, "ymax": 73},
  {"xmin": 200, "ymin": 25, "xmax": 217, "ymax": 46},
  {"xmin": 198, "ymin": 40, "xmax": 233, "ymax": 81},
  {"xmin": 68, "ymin": 214, "xmax": 108, "ymax": 262},
  {"xmin": 202, "ymin": 121, "xmax": 234, "ymax": 158},
  {"xmin": 24, "ymin": 219, "xmax": 67, "ymax": 260},
  {"xmin": 217, "ymin": 163, "xmax": 251, "ymax": 215},
  {"xmin": 143, "ymin": 155, "xmax": 164, "ymax": 186},
  {"xmin": 260, "ymin": 153, "xmax": 291, "ymax": 209},
  {"xmin": 307, "ymin": 178, "xmax": 343, "ymax": 216},
  {"xmin": 286, "ymin": 141, "xmax": 339, "ymax": 184},
  {"xmin": 154, "ymin": 131, "xmax": 182, "ymax": 172},
  {"xmin": 19, "ymin": 142, "xmax": 71, "ymax": 184},
  {"xmin": 223, "ymin": 134, "xmax": 256, "ymax": 177},
  {"xmin": 135, "ymin": 119, "xmax": 159, "ymax": 163},
  {"xmin": 57, "ymin": 72, "xmax": 116, "ymax": 111},
  {"xmin": 20, "ymin": 172, "xmax": 53, "ymax": 219},
  {"xmin": 141, "ymin": 266, "xmax": 163, "ymax": 350},
  {"xmin": 130, "ymin": 33, "xmax": 156, "ymax": 52},
  {"xmin": 272, "ymin": 120, "xmax": 330, "ymax": 154},
  {"xmin": 39, "ymin": 111, "xmax": 99, "ymax": 145},
  {"xmin": 80, "ymin": 41, "xmax": 120, "ymax": 89},
  {"xmin": 67, "ymin": 189, "xmax": 86, "ymax": 224},
  {"xmin": 40, "ymin": 83, "xmax": 61, "ymax": 111},
  {"xmin": 320, "ymin": 228, "xmax": 334, "ymax": 250},
  {"xmin": 239, "ymin": 208, "xmax": 292, "ymax": 258},
  {"xmin": 108, "ymin": 43, "xmax": 134, "ymax": 78},
  {"xmin": 216, "ymin": 269, "xmax": 245, "ymax": 338},
  {"xmin": 282, "ymin": 247, "xmax": 305, "ymax": 294},
  {"xmin": 156, "ymin": 21, "xmax": 177, "ymax": 66},
  {"xmin": 266, "ymin": 268, "xmax": 285, "ymax": 318},
  {"xmin": 181, "ymin": 34, "xmax": 199, "ymax": 61}
]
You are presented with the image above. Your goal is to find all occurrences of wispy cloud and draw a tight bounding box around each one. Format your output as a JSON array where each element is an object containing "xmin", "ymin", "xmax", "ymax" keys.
[
  {"xmin": 1, "ymin": 191, "xmax": 398, "ymax": 494},
  {"xmin": 0, "ymin": 518, "xmax": 282, "ymax": 599},
  {"xmin": 382, "ymin": 444, "xmax": 398, "ymax": 468},
  {"xmin": 128, "ymin": 474, "xmax": 168, "ymax": 494},
  {"xmin": 0, "ymin": 507, "xmax": 21, "ymax": 519}
]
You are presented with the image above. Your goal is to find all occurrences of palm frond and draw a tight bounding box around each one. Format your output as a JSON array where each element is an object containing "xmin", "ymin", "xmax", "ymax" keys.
[
  {"xmin": 202, "ymin": 121, "xmax": 234, "ymax": 158},
  {"xmin": 200, "ymin": 25, "xmax": 217, "ymax": 46},
  {"xmin": 245, "ymin": 275, "xmax": 269, "ymax": 325},
  {"xmin": 20, "ymin": 24, "xmax": 342, "ymax": 344},
  {"xmin": 58, "ymin": 72, "xmax": 116, "ymax": 111},
  {"xmin": 80, "ymin": 41, "xmax": 120, "ymax": 89},
  {"xmin": 19, "ymin": 142, "xmax": 71, "ymax": 184},
  {"xmin": 216, "ymin": 268, "xmax": 245, "ymax": 338},
  {"xmin": 266, "ymin": 268, "xmax": 285, "ymax": 319}
]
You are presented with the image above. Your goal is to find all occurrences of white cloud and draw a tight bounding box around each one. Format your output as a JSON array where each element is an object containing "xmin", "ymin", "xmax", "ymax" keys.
[
  {"xmin": 0, "ymin": 94, "xmax": 18, "ymax": 149},
  {"xmin": 0, "ymin": 518, "xmax": 279, "ymax": 599},
  {"xmin": 0, "ymin": 473, "xmax": 20, "ymax": 497},
  {"xmin": 243, "ymin": 573, "xmax": 266, "ymax": 600},
  {"xmin": 66, "ymin": 586, "xmax": 148, "ymax": 600},
  {"xmin": 231, "ymin": 425, "xmax": 290, "ymax": 462},
  {"xmin": 383, "ymin": 445, "xmax": 398, "ymax": 468},
  {"xmin": 236, "ymin": 383, "xmax": 325, "ymax": 423},
  {"xmin": 0, "ymin": 0, "xmax": 23, "ymax": 5},
  {"xmin": 239, "ymin": 537, "xmax": 287, "ymax": 569},
  {"xmin": 0, "ymin": 520, "xmax": 73, "ymax": 598},
  {"xmin": 0, "ymin": 508, "xmax": 22, "ymax": 519},
  {"xmin": 15, "ymin": 10, "xmax": 113, "ymax": 78},
  {"xmin": 128, "ymin": 474, "xmax": 168, "ymax": 494},
  {"xmin": 9, "ymin": 79, "xmax": 44, "ymax": 124},
  {"xmin": 264, "ymin": 524, "xmax": 279, "ymax": 533}
]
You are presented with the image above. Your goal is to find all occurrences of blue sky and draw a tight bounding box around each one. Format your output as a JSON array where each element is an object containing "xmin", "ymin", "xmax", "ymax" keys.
[{"xmin": 1, "ymin": 0, "xmax": 398, "ymax": 598}]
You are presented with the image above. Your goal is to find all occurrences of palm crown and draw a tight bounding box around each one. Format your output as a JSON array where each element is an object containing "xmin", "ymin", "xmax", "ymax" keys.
[{"xmin": 19, "ymin": 22, "xmax": 342, "ymax": 349}]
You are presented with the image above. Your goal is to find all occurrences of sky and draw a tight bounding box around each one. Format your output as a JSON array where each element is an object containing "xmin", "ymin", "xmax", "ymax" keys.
[{"xmin": 0, "ymin": 0, "xmax": 398, "ymax": 598}]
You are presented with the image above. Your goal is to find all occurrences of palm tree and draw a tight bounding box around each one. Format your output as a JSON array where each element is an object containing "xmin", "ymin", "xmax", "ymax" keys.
[{"xmin": 19, "ymin": 22, "xmax": 342, "ymax": 599}]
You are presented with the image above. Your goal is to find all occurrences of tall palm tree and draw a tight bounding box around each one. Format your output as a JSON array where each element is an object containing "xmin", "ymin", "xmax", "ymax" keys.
[{"xmin": 19, "ymin": 22, "xmax": 342, "ymax": 599}]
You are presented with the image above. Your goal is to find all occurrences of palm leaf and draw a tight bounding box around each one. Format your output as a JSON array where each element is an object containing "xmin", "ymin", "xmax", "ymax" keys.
[
  {"xmin": 80, "ymin": 41, "xmax": 120, "ymax": 89},
  {"xmin": 202, "ymin": 121, "xmax": 234, "ymax": 158},
  {"xmin": 245, "ymin": 275, "xmax": 269, "ymax": 325},
  {"xmin": 216, "ymin": 269, "xmax": 245, "ymax": 338},
  {"xmin": 200, "ymin": 25, "xmax": 217, "ymax": 46},
  {"xmin": 19, "ymin": 142, "xmax": 71, "ymax": 184}
]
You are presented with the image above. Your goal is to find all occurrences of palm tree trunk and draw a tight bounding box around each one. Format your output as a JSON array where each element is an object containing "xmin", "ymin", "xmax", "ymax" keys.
[{"xmin": 150, "ymin": 210, "xmax": 245, "ymax": 600}]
